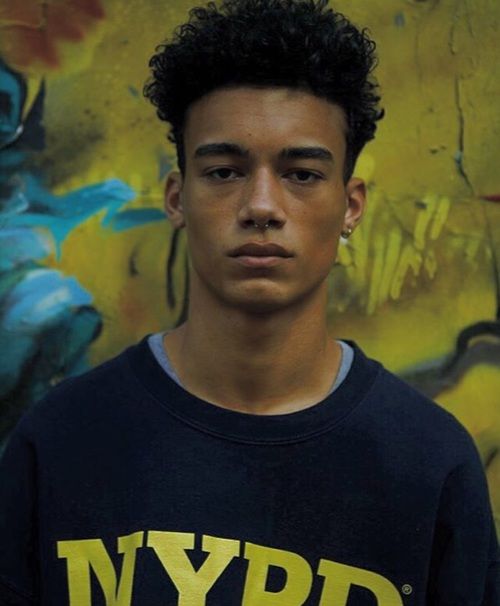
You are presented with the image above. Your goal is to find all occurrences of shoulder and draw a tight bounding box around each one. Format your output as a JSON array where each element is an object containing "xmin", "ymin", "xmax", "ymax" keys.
[
  {"xmin": 350, "ymin": 344, "xmax": 479, "ymax": 470},
  {"xmin": 12, "ymin": 337, "xmax": 146, "ymax": 444}
]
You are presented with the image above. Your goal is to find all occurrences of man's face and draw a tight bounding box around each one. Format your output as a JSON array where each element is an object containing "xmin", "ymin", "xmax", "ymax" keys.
[{"xmin": 165, "ymin": 86, "xmax": 366, "ymax": 314}]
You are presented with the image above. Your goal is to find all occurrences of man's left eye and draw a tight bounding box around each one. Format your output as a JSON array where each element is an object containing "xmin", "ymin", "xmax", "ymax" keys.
[{"xmin": 288, "ymin": 170, "xmax": 322, "ymax": 183}]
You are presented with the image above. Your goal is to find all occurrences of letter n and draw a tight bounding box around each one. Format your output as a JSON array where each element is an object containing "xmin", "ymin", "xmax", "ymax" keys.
[{"xmin": 57, "ymin": 531, "xmax": 143, "ymax": 606}]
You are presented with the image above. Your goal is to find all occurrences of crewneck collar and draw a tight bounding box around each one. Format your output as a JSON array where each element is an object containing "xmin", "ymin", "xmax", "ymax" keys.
[{"xmin": 125, "ymin": 336, "xmax": 381, "ymax": 445}]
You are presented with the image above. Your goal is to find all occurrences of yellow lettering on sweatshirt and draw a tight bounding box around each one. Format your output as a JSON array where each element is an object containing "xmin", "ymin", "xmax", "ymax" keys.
[
  {"xmin": 242, "ymin": 541, "xmax": 313, "ymax": 605},
  {"xmin": 147, "ymin": 531, "xmax": 239, "ymax": 605},
  {"xmin": 318, "ymin": 558, "xmax": 403, "ymax": 606},
  {"xmin": 57, "ymin": 531, "xmax": 143, "ymax": 606}
]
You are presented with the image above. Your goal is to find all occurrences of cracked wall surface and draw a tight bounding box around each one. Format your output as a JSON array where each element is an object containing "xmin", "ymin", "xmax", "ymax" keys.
[{"xmin": 0, "ymin": 0, "xmax": 499, "ymax": 527}]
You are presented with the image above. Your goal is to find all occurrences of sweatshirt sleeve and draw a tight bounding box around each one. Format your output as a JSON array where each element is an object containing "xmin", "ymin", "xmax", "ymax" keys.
[
  {"xmin": 427, "ymin": 436, "xmax": 499, "ymax": 605},
  {"xmin": 0, "ymin": 428, "xmax": 38, "ymax": 605}
]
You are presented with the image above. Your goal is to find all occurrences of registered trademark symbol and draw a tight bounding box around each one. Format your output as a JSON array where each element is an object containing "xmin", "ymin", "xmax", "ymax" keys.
[{"xmin": 402, "ymin": 584, "xmax": 413, "ymax": 595}]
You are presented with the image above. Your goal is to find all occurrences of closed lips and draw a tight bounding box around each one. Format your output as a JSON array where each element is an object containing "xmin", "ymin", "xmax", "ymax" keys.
[{"xmin": 229, "ymin": 243, "xmax": 293, "ymax": 257}]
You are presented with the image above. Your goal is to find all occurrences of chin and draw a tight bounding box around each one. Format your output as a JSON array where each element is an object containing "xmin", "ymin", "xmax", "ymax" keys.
[
  {"xmin": 223, "ymin": 281, "xmax": 319, "ymax": 316},
  {"xmin": 218, "ymin": 282, "xmax": 293, "ymax": 315},
  {"xmin": 231, "ymin": 298, "xmax": 289, "ymax": 315}
]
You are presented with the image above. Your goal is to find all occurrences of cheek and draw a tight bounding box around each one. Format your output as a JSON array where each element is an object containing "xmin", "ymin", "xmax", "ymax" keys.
[
  {"xmin": 184, "ymin": 206, "xmax": 229, "ymax": 264},
  {"xmin": 308, "ymin": 204, "xmax": 345, "ymax": 245},
  {"xmin": 183, "ymin": 186, "xmax": 230, "ymax": 237},
  {"xmin": 302, "ymin": 206, "xmax": 345, "ymax": 270}
]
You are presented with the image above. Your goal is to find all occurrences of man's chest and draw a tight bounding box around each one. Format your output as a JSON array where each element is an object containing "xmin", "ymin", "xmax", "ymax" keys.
[{"xmin": 38, "ymin": 438, "xmax": 435, "ymax": 605}]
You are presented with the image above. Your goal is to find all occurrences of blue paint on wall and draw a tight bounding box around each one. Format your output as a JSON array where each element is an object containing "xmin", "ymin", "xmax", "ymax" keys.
[
  {"xmin": 4, "ymin": 174, "xmax": 137, "ymax": 256},
  {"xmin": 0, "ymin": 228, "xmax": 52, "ymax": 271},
  {"xmin": 106, "ymin": 207, "xmax": 165, "ymax": 231},
  {"xmin": 394, "ymin": 12, "xmax": 406, "ymax": 27},
  {"xmin": 0, "ymin": 61, "xmax": 167, "ymax": 441},
  {"xmin": 128, "ymin": 85, "xmax": 140, "ymax": 98}
]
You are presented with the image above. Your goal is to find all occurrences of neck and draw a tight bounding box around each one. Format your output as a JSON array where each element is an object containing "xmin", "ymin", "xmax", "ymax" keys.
[{"xmin": 164, "ymin": 281, "xmax": 341, "ymax": 415}]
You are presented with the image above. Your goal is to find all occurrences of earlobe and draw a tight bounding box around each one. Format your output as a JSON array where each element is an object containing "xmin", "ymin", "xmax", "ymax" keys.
[
  {"xmin": 164, "ymin": 171, "xmax": 185, "ymax": 229},
  {"xmin": 343, "ymin": 177, "xmax": 366, "ymax": 234}
]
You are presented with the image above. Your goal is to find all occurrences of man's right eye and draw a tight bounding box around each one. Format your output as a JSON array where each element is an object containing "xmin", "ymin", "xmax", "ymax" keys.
[{"xmin": 205, "ymin": 167, "xmax": 240, "ymax": 180}]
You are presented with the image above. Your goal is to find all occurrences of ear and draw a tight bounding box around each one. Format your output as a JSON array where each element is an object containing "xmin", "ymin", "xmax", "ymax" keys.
[
  {"xmin": 164, "ymin": 171, "xmax": 185, "ymax": 229},
  {"xmin": 343, "ymin": 177, "xmax": 366, "ymax": 233}
]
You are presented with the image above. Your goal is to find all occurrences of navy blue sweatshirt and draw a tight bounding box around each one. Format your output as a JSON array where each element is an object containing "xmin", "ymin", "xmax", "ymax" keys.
[{"xmin": 0, "ymin": 337, "xmax": 498, "ymax": 605}]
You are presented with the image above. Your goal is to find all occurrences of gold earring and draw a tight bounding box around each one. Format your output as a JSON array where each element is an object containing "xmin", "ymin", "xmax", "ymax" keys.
[{"xmin": 341, "ymin": 226, "xmax": 353, "ymax": 238}]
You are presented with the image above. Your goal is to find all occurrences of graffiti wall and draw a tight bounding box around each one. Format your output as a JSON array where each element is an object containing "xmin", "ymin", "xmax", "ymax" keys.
[{"xmin": 0, "ymin": 0, "xmax": 498, "ymax": 529}]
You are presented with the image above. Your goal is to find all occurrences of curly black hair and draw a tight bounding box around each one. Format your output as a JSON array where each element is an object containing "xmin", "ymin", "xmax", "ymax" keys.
[{"xmin": 144, "ymin": 0, "xmax": 383, "ymax": 181}]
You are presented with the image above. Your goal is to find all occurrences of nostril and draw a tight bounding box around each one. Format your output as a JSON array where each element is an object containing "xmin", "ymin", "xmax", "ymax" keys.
[
  {"xmin": 264, "ymin": 219, "xmax": 282, "ymax": 229},
  {"xmin": 242, "ymin": 218, "xmax": 283, "ymax": 230}
]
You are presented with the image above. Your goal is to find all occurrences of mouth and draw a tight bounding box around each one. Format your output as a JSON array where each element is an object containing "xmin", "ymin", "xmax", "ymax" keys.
[
  {"xmin": 228, "ymin": 242, "xmax": 293, "ymax": 269},
  {"xmin": 229, "ymin": 242, "xmax": 293, "ymax": 257}
]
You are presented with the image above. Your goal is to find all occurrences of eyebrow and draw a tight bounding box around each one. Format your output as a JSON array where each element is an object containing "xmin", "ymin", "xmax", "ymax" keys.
[
  {"xmin": 279, "ymin": 146, "xmax": 333, "ymax": 162},
  {"xmin": 193, "ymin": 142, "xmax": 334, "ymax": 163},
  {"xmin": 194, "ymin": 142, "xmax": 249, "ymax": 159}
]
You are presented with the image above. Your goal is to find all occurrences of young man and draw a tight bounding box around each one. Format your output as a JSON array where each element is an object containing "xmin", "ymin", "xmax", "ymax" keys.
[{"xmin": 0, "ymin": 0, "xmax": 498, "ymax": 604}]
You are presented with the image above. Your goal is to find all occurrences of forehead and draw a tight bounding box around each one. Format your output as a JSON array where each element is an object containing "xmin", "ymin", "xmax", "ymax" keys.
[{"xmin": 183, "ymin": 86, "xmax": 347, "ymax": 159}]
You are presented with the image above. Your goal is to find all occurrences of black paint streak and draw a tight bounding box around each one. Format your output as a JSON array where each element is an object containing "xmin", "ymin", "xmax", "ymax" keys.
[
  {"xmin": 401, "ymin": 321, "xmax": 500, "ymax": 399},
  {"xmin": 166, "ymin": 228, "xmax": 181, "ymax": 308},
  {"xmin": 484, "ymin": 447, "xmax": 498, "ymax": 471},
  {"xmin": 128, "ymin": 246, "xmax": 140, "ymax": 277},
  {"xmin": 453, "ymin": 76, "xmax": 474, "ymax": 193},
  {"xmin": 176, "ymin": 254, "xmax": 190, "ymax": 327}
]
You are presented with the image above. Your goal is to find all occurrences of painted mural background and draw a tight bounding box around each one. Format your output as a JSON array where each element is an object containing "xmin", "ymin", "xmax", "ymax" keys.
[{"xmin": 0, "ymin": 0, "xmax": 499, "ymax": 530}]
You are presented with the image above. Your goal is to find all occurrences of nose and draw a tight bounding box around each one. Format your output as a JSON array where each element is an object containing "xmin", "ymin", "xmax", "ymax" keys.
[{"xmin": 237, "ymin": 167, "xmax": 286, "ymax": 230}]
